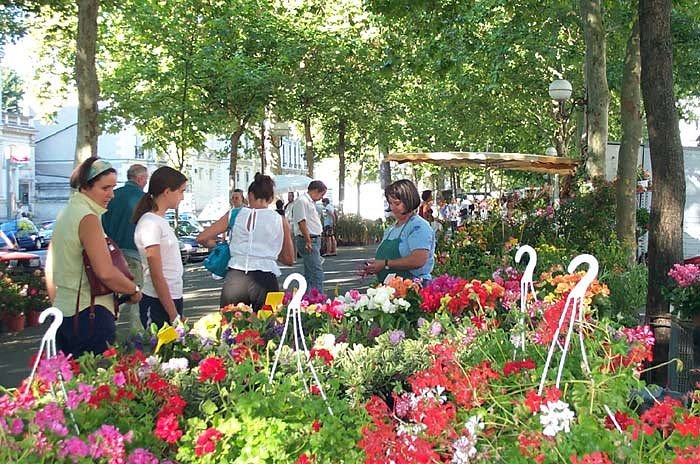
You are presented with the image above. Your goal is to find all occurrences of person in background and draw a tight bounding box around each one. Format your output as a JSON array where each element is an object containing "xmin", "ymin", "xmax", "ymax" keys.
[
  {"xmin": 46, "ymin": 157, "xmax": 142, "ymax": 358},
  {"xmin": 418, "ymin": 190, "xmax": 434, "ymax": 223},
  {"xmin": 291, "ymin": 180, "xmax": 327, "ymax": 293},
  {"xmin": 321, "ymin": 197, "xmax": 337, "ymax": 257},
  {"xmin": 230, "ymin": 189, "xmax": 245, "ymax": 209},
  {"xmin": 133, "ymin": 167, "xmax": 188, "ymax": 329},
  {"xmin": 275, "ymin": 199, "xmax": 285, "ymax": 216},
  {"xmin": 197, "ymin": 173, "xmax": 294, "ymax": 309},
  {"xmin": 102, "ymin": 163, "xmax": 148, "ymax": 331},
  {"xmin": 363, "ymin": 179, "xmax": 435, "ymax": 283}
]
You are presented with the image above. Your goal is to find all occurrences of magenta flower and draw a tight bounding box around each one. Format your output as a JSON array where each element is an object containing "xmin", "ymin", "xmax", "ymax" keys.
[
  {"xmin": 126, "ymin": 448, "xmax": 160, "ymax": 464},
  {"xmin": 668, "ymin": 263, "xmax": 700, "ymax": 288},
  {"xmin": 59, "ymin": 437, "xmax": 89, "ymax": 461},
  {"xmin": 33, "ymin": 402, "xmax": 68, "ymax": 436},
  {"xmin": 88, "ymin": 424, "xmax": 133, "ymax": 462},
  {"xmin": 37, "ymin": 352, "xmax": 74, "ymax": 384}
]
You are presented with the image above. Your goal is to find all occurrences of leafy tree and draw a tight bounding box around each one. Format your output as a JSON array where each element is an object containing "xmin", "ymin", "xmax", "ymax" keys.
[
  {"xmin": 99, "ymin": 0, "xmax": 210, "ymax": 170},
  {"xmin": 0, "ymin": 66, "xmax": 24, "ymax": 113}
]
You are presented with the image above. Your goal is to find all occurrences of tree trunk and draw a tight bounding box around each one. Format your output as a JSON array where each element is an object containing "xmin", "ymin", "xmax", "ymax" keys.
[
  {"xmin": 640, "ymin": 0, "xmax": 686, "ymax": 386},
  {"xmin": 304, "ymin": 115, "xmax": 314, "ymax": 178},
  {"xmin": 616, "ymin": 19, "xmax": 642, "ymax": 268},
  {"xmin": 338, "ymin": 118, "xmax": 346, "ymax": 211},
  {"xmin": 581, "ymin": 0, "xmax": 609, "ymax": 178},
  {"xmin": 259, "ymin": 120, "xmax": 267, "ymax": 174},
  {"xmin": 229, "ymin": 126, "xmax": 245, "ymax": 192},
  {"xmin": 74, "ymin": 0, "xmax": 99, "ymax": 166},
  {"xmin": 357, "ymin": 160, "xmax": 364, "ymax": 215},
  {"xmin": 378, "ymin": 145, "xmax": 391, "ymax": 190}
]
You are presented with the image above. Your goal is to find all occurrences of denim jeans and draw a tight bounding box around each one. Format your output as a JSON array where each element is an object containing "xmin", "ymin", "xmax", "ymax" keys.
[{"xmin": 295, "ymin": 235, "xmax": 324, "ymax": 294}]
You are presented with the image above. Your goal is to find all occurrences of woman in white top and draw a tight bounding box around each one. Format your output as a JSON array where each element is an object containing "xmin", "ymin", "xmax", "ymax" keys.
[
  {"xmin": 132, "ymin": 166, "xmax": 188, "ymax": 329},
  {"xmin": 197, "ymin": 173, "xmax": 294, "ymax": 309}
]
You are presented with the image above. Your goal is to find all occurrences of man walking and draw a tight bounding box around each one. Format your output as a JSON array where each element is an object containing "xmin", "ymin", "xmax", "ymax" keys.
[
  {"xmin": 102, "ymin": 164, "xmax": 148, "ymax": 331},
  {"xmin": 291, "ymin": 180, "xmax": 327, "ymax": 293},
  {"xmin": 321, "ymin": 197, "xmax": 337, "ymax": 256}
]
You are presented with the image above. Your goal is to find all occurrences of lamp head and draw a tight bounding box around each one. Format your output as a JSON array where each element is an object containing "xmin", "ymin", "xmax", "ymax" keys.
[{"xmin": 548, "ymin": 79, "xmax": 573, "ymax": 102}]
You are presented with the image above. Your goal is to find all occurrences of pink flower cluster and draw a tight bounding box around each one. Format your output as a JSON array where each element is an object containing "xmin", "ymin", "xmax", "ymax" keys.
[{"xmin": 668, "ymin": 263, "xmax": 700, "ymax": 288}]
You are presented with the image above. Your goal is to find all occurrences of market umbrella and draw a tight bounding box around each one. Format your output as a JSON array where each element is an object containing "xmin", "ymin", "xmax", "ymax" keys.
[{"xmin": 273, "ymin": 175, "xmax": 313, "ymax": 194}]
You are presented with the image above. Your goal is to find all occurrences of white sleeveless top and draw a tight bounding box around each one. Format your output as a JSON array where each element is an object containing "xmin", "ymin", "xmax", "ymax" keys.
[{"xmin": 227, "ymin": 208, "xmax": 284, "ymax": 276}]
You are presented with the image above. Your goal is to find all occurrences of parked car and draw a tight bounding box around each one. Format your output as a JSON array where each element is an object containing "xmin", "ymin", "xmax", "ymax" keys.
[
  {"xmin": 0, "ymin": 230, "xmax": 42, "ymax": 272},
  {"xmin": 169, "ymin": 219, "xmax": 208, "ymax": 262},
  {"xmin": 39, "ymin": 220, "xmax": 55, "ymax": 245},
  {"xmin": 0, "ymin": 218, "xmax": 44, "ymax": 250}
]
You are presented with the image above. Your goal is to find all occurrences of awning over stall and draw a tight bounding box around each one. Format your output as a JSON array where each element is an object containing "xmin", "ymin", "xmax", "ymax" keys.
[{"xmin": 386, "ymin": 151, "xmax": 579, "ymax": 175}]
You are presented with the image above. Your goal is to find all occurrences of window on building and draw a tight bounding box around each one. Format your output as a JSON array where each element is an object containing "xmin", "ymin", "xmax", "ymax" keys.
[{"xmin": 134, "ymin": 145, "xmax": 144, "ymax": 159}]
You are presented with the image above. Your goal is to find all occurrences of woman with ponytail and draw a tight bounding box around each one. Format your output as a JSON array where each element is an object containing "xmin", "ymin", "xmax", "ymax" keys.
[
  {"xmin": 133, "ymin": 166, "xmax": 188, "ymax": 329},
  {"xmin": 46, "ymin": 157, "xmax": 142, "ymax": 358},
  {"xmin": 197, "ymin": 173, "xmax": 294, "ymax": 309}
]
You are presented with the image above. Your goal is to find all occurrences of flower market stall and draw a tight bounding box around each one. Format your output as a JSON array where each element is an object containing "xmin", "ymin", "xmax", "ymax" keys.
[{"xmin": 1, "ymin": 251, "xmax": 699, "ymax": 463}]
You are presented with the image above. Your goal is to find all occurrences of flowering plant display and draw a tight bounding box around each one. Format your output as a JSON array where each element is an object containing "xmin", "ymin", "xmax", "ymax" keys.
[
  {"xmin": 1, "ymin": 266, "xmax": 699, "ymax": 463},
  {"xmin": 665, "ymin": 263, "xmax": 700, "ymax": 319}
]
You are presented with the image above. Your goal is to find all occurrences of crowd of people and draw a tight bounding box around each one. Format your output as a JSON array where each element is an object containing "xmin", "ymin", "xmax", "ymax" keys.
[{"xmin": 45, "ymin": 156, "xmax": 442, "ymax": 360}]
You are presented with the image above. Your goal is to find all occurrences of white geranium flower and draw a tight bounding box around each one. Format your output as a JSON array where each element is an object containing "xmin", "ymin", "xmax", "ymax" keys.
[
  {"xmin": 161, "ymin": 357, "xmax": 189, "ymax": 372},
  {"xmin": 539, "ymin": 400, "xmax": 575, "ymax": 437}
]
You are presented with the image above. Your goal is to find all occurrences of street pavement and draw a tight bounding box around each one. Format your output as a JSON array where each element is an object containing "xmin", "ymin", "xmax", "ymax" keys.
[{"xmin": 0, "ymin": 244, "xmax": 377, "ymax": 389}]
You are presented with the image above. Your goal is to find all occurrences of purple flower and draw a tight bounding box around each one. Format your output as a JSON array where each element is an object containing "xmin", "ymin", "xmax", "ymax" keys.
[
  {"xmin": 367, "ymin": 326, "xmax": 382, "ymax": 340},
  {"xmin": 429, "ymin": 321, "xmax": 442, "ymax": 336},
  {"xmin": 417, "ymin": 317, "xmax": 428, "ymax": 328},
  {"xmin": 388, "ymin": 330, "xmax": 405, "ymax": 345}
]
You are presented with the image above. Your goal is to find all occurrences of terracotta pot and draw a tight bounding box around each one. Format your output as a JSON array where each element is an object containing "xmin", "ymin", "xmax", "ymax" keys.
[
  {"xmin": 25, "ymin": 310, "xmax": 42, "ymax": 328},
  {"xmin": 3, "ymin": 312, "xmax": 25, "ymax": 333}
]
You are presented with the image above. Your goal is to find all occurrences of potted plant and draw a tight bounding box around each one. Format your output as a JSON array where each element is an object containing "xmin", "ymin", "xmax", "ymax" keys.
[
  {"xmin": 0, "ymin": 273, "xmax": 25, "ymax": 332},
  {"xmin": 666, "ymin": 263, "xmax": 700, "ymax": 323}
]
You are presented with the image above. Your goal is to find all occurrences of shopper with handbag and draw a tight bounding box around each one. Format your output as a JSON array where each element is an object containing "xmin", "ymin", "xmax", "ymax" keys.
[
  {"xmin": 46, "ymin": 157, "xmax": 143, "ymax": 358},
  {"xmin": 197, "ymin": 173, "xmax": 294, "ymax": 309},
  {"xmin": 132, "ymin": 166, "xmax": 188, "ymax": 330}
]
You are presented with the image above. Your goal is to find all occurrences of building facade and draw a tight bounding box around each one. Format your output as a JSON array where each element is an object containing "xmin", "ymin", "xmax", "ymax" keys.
[{"xmin": 0, "ymin": 111, "xmax": 37, "ymax": 222}]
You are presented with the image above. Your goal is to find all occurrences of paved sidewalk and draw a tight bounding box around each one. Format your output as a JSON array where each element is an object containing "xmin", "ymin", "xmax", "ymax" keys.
[{"xmin": 0, "ymin": 244, "xmax": 377, "ymax": 389}]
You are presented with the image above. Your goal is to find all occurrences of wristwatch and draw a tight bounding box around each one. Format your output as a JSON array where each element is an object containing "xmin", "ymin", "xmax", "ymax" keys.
[
  {"xmin": 132, "ymin": 284, "xmax": 141, "ymax": 295},
  {"xmin": 384, "ymin": 259, "xmax": 390, "ymax": 270}
]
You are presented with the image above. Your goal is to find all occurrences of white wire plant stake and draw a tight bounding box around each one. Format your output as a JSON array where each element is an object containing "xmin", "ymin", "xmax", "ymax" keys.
[
  {"xmin": 514, "ymin": 245, "xmax": 538, "ymax": 352},
  {"xmin": 25, "ymin": 307, "xmax": 80, "ymax": 434},
  {"xmin": 268, "ymin": 273, "xmax": 333, "ymax": 415},
  {"xmin": 538, "ymin": 254, "xmax": 597, "ymax": 394},
  {"xmin": 535, "ymin": 254, "xmax": 622, "ymax": 433}
]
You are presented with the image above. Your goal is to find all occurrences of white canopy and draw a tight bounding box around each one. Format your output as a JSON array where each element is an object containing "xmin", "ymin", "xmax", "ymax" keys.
[{"xmin": 273, "ymin": 174, "xmax": 313, "ymax": 193}]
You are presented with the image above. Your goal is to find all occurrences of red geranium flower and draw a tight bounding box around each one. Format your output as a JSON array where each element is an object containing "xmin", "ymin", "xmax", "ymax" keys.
[
  {"xmin": 570, "ymin": 451, "xmax": 613, "ymax": 464},
  {"xmin": 312, "ymin": 419, "xmax": 322, "ymax": 433},
  {"xmin": 154, "ymin": 413, "xmax": 182, "ymax": 444},
  {"xmin": 195, "ymin": 428, "xmax": 223, "ymax": 456},
  {"xmin": 675, "ymin": 413, "xmax": 700, "ymax": 438},
  {"xmin": 198, "ymin": 356, "xmax": 227, "ymax": 383},
  {"xmin": 309, "ymin": 348, "xmax": 334, "ymax": 366},
  {"xmin": 295, "ymin": 454, "xmax": 314, "ymax": 464}
]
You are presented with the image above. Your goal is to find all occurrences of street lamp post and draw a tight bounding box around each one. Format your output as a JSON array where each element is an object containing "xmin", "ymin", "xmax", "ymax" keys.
[{"xmin": 548, "ymin": 79, "xmax": 587, "ymax": 158}]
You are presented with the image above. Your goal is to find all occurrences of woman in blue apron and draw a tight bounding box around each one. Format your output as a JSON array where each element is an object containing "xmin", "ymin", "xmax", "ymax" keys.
[{"xmin": 364, "ymin": 179, "xmax": 435, "ymax": 283}]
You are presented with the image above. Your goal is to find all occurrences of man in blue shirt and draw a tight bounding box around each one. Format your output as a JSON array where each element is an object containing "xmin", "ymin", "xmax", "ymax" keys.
[{"xmin": 102, "ymin": 164, "xmax": 148, "ymax": 330}]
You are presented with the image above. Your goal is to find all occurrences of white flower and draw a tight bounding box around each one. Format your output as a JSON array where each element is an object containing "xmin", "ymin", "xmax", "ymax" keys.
[
  {"xmin": 161, "ymin": 357, "xmax": 189, "ymax": 372},
  {"xmin": 451, "ymin": 415, "xmax": 484, "ymax": 463},
  {"xmin": 510, "ymin": 333, "xmax": 524, "ymax": 348},
  {"xmin": 539, "ymin": 400, "xmax": 575, "ymax": 437}
]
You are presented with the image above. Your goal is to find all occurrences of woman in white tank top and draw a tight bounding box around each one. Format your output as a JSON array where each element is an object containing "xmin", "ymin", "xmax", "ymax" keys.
[{"xmin": 197, "ymin": 173, "xmax": 294, "ymax": 309}]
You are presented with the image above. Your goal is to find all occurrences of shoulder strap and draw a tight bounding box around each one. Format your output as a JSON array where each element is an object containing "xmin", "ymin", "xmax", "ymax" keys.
[{"xmin": 228, "ymin": 207, "xmax": 241, "ymax": 232}]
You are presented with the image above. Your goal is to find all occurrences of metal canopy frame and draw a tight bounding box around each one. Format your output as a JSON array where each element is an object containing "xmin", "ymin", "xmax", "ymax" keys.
[{"xmin": 386, "ymin": 151, "xmax": 579, "ymax": 175}]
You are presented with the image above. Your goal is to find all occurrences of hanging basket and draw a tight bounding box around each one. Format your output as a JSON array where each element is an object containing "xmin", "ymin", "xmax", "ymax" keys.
[{"xmin": 3, "ymin": 312, "xmax": 26, "ymax": 333}]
